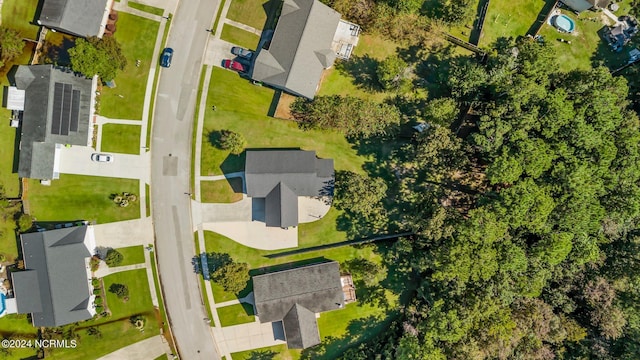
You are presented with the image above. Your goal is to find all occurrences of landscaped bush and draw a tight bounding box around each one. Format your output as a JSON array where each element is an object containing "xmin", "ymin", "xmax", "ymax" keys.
[
  {"xmin": 90, "ymin": 256, "xmax": 101, "ymax": 272},
  {"xmin": 93, "ymin": 288, "xmax": 101, "ymax": 295},
  {"xmin": 91, "ymin": 277, "xmax": 100, "ymax": 287},
  {"xmin": 94, "ymin": 296, "xmax": 103, "ymax": 306},
  {"xmin": 108, "ymin": 283, "xmax": 129, "ymax": 300},
  {"xmin": 212, "ymin": 262, "xmax": 250, "ymax": 294},
  {"xmin": 111, "ymin": 192, "xmax": 138, "ymax": 208},
  {"xmin": 130, "ymin": 314, "xmax": 145, "ymax": 330},
  {"xmin": 218, "ymin": 130, "xmax": 246, "ymax": 155},
  {"xmin": 104, "ymin": 249, "xmax": 123, "ymax": 267},
  {"xmin": 95, "ymin": 305, "xmax": 104, "ymax": 314}
]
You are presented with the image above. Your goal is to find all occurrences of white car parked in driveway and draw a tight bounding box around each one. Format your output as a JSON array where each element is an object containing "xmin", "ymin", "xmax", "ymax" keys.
[{"xmin": 91, "ymin": 153, "xmax": 114, "ymax": 163}]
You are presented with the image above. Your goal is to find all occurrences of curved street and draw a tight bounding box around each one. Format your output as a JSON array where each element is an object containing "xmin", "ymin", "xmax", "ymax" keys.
[{"xmin": 150, "ymin": 0, "xmax": 221, "ymax": 358}]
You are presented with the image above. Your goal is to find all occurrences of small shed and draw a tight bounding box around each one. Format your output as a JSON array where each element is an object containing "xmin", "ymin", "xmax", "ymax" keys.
[{"xmin": 6, "ymin": 87, "xmax": 25, "ymax": 111}]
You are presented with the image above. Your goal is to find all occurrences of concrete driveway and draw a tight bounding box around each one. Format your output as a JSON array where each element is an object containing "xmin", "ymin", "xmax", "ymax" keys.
[
  {"xmin": 58, "ymin": 145, "xmax": 150, "ymax": 183},
  {"xmin": 93, "ymin": 217, "xmax": 155, "ymax": 248},
  {"xmin": 213, "ymin": 320, "xmax": 286, "ymax": 355}
]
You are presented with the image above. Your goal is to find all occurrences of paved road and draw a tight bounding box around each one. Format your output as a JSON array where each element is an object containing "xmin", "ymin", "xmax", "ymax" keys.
[{"xmin": 150, "ymin": 0, "xmax": 220, "ymax": 358}]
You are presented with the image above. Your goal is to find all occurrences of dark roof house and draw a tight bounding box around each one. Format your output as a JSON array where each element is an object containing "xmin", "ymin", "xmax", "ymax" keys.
[
  {"xmin": 603, "ymin": 15, "xmax": 639, "ymax": 52},
  {"xmin": 11, "ymin": 226, "xmax": 97, "ymax": 327},
  {"xmin": 38, "ymin": 0, "xmax": 112, "ymax": 38},
  {"xmin": 13, "ymin": 65, "xmax": 95, "ymax": 180},
  {"xmin": 253, "ymin": 261, "xmax": 344, "ymax": 349},
  {"xmin": 245, "ymin": 150, "xmax": 334, "ymax": 228},
  {"xmin": 249, "ymin": 0, "xmax": 359, "ymax": 99}
]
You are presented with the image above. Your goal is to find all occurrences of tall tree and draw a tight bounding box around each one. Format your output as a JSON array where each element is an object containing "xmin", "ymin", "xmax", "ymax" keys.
[{"xmin": 69, "ymin": 36, "xmax": 127, "ymax": 80}]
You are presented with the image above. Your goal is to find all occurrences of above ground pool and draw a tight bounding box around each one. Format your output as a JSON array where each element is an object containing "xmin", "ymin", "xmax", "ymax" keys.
[{"xmin": 553, "ymin": 14, "xmax": 575, "ymax": 33}]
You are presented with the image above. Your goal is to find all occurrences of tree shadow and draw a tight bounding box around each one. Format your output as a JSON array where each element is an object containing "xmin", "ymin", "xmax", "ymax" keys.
[
  {"xmin": 42, "ymin": 36, "xmax": 75, "ymax": 67},
  {"xmin": 335, "ymin": 54, "xmax": 382, "ymax": 92},
  {"xmin": 590, "ymin": 26, "xmax": 632, "ymax": 71}
]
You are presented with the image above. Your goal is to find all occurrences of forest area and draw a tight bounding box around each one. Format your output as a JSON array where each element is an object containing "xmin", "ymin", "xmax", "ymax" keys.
[{"xmin": 295, "ymin": 0, "xmax": 640, "ymax": 358}]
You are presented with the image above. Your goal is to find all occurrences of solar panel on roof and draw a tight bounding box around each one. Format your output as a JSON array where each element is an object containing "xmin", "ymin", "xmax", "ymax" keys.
[
  {"xmin": 51, "ymin": 83, "xmax": 64, "ymax": 135},
  {"xmin": 70, "ymin": 90, "xmax": 80, "ymax": 132},
  {"xmin": 60, "ymin": 84, "xmax": 72, "ymax": 135},
  {"xmin": 51, "ymin": 82, "xmax": 81, "ymax": 136}
]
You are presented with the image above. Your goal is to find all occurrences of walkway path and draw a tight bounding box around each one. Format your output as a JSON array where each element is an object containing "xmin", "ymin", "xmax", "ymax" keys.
[
  {"xmin": 224, "ymin": 19, "xmax": 262, "ymax": 36},
  {"xmin": 602, "ymin": 8, "xmax": 621, "ymax": 25},
  {"xmin": 96, "ymin": 335, "xmax": 171, "ymax": 360},
  {"xmin": 93, "ymin": 217, "xmax": 155, "ymax": 248},
  {"xmin": 113, "ymin": 2, "xmax": 164, "ymax": 22},
  {"xmin": 95, "ymin": 262, "xmax": 146, "ymax": 278}
]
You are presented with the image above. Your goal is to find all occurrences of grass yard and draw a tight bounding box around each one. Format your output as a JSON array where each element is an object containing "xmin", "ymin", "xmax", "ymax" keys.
[
  {"xmin": 200, "ymin": 178, "xmax": 244, "ymax": 203},
  {"xmin": 47, "ymin": 314, "xmax": 160, "ymax": 360},
  {"xmin": 28, "ymin": 175, "xmax": 140, "ymax": 223},
  {"xmin": 204, "ymin": 231, "xmax": 384, "ymax": 298},
  {"xmin": 116, "ymin": 245, "xmax": 146, "ymax": 266},
  {"xmin": 0, "ymin": 314, "xmax": 39, "ymax": 358},
  {"xmin": 201, "ymin": 67, "xmax": 369, "ymax": 177},
  {"xmin": 102, "ymin": 269, "xmax": 153, "ymax": 317},
  {"xmin": 480, "ymin": 0, "xmax": 542, "ymax": 47},
  {"xmin": 231, "ymin": 344, "xmax": 301, "ymax": 360},
  {"xmin": 100, "ymin": 123, "xmax": 142, "ymax": 154},
  {"xmin": 538, "ymin": 9, "xmax": 631, "ymax": 71},
  {"xmin": 100, "ymin": 13, "xmax": 159, "ymax": 120},
  {"xmin": 220, "ymin": 24, "xmax": 261, "ymax": 50},
  {"xmin": 217, "ymin": 303, "xmax": 256, "ymax": 327},
  {"xmin": 318, "ymin": 35, "xmax": 400, "ymax": 102},
  {"xmin": 225, "ymin": 0, "xmax": 269, "ymax": 30},
  {"xmin": 1, "ymin": 0, "xmax": 40, "ymax": 38},
  {"xmin": 128, "ymin": 0, "xmax": 164, "ymax": 16}
]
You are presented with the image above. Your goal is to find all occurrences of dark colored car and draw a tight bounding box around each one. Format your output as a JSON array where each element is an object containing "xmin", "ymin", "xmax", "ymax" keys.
[
  {"xmin": 231, "ymin": 46, "xmax": 253, "ymax": 60},
  {"xmin": 221, "ymin": 59, "xmax": 246, "ymax": 73},
  {"xmin": 160, "ymin": 48, "xmax": 174, "ymax": 68}
]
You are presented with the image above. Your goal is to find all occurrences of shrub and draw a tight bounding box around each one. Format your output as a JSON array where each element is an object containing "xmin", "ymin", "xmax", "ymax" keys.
[
  {"xmin": 109, "ymin": 283, "xmax": 129, "ymax": 299},
  {"xmin": 94, "ymin": 296, "xmax": 103, "ymax": 306},
  {"xmin": 91, "ymin": 278, "xmax": 100, "ymax": 287},
  {"xmin": 218, "ymin": 130, "xmax": 246, "ymax": 155},
  {"xmin": 104, "ymin": 249, "xmax": 123, "ymax": 267},
  {"xmin": 17, "ymin": 214, "xmax": 33, "ymax": 232},
  {"xmin": 90, "ymin": 257, "xmax": 101, "ymax": 272},
  {"xmin": 93, "ymin": 289, "xmax": 101, "ymax": 295},
  {"xmin": 212, "ymin": 262, "xmax": 250, "ymax": 294}
]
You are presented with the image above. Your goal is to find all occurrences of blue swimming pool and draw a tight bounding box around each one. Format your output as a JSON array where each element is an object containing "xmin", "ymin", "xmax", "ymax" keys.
[{"xmin": 554, "ymin": 14, "xmax": 575, "ymax": 33}]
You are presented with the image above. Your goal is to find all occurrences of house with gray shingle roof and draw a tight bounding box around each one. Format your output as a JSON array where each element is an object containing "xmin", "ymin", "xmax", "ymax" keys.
[
  {"xmin": 37, "ymin": 0, "xmax": 114, "ymax": 38},
  {"xmin": 253, "ymin": 261, "xmax": 345, "ymax": 349},
  {"xmin": 11, "ymin": 65, "xmax": 95, "ymax": 180},
  {"xmin": 11, "ymin": 226, "xmax": 97, "ymax": 327},
  {"xmin": 245, "ymin": 150, "xmax": 334, "ymax": 228},
  {"xmin": 249, "ymin": 0, "xmax": 360, "ymax": 99},
  {"xmin": 561, "ymin": 0, "xmax": 611, "ymax": 13}
]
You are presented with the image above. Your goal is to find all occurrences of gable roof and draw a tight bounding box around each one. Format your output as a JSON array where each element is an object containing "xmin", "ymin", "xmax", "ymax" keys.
[
  {"xmin": 12, "ymin": 226, "xmax": 95, "ymax": 327},
  {"xmin": 282, "ymin": 303, "xmax": 320, "ymax": 349},
  {"xmin": 38, "ymin": 0, "xmax": 109, "ymax": 37},
  {"xmin": 245, "ymin": 150, "xmax": 334, "ymax": 227},
  {"xmin": 250, "ymin": 0, "xmax": 341, "ymax": 99},
  {"xmin": 253, "ymin": 261, "xmax": 344, "ymax": 322},
  {"xmin": 14, "ymin": 65, "xmax": 93, "ymax": 180},
  {"xmin": 561, "ymin": 0, "xmax": 603, "ymax": 12}
]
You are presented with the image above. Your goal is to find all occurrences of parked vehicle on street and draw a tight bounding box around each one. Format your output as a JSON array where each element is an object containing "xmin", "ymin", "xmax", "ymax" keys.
[{"xmin": 160, "ymin": 48, "xmax": 174, "ymax": 68}]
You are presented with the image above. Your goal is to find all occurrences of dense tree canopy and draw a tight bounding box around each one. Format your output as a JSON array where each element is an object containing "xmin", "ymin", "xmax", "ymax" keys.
[
  {"xmin": 0, "ymin": 27, "xmax": 24, "ymax": 68},
  {"xmin": 331, "ymin": 38, "xmax": 640, "ymax": 359},
  {"xmin": 69, "ymin": 36, "xmax": 127, "ymax": 80}
]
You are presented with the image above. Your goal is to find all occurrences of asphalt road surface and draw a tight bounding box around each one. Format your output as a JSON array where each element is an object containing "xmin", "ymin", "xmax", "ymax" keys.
[{"xmin": 150, "ymin": 0, "xmax": 220, "ymax": 358}]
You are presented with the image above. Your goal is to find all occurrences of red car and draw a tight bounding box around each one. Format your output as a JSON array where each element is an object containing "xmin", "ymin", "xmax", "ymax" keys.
[{"xmin": 222, "ymin": 59, "xmax": 246, "ymax": 73}]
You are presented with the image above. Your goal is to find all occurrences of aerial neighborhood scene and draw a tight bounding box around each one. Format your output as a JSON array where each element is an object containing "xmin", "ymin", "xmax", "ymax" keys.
[{"xmin": 0, "ymin": 0, "xmax": 640, "ymax": 358}]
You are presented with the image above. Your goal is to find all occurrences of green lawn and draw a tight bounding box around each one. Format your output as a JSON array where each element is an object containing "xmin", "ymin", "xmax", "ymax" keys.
[
  {"xmin": 100, "ymin": 123, "xmax": 142, "ymax": 154},
  {"xmin": 318, "ymin": 34, "xmax": 400, "ymax": 102},
  {"xmin": 212, "ymin": 0, "xmax": 228, "ymax": 35},
  {"xmin": 480, "ymin": 0, "xmax": 542, "ymax": 47},
  {"xmin": 225, "ymin": 0, "xmax": 268, "ymax": 30},
  {"xmin": 204, "ymin": 231, "xmax": 385, "ymax": 301},
  {"xmin": 217, "ymin": 303, "xmax": 256, "ymax": 327},
  {"xmin": 538, "ymin": 10, "xmax": 631, "ymax": 71},
  {"xmin": 28, "ymin": 175, "xmax": 140, "ymax": 223},
  {"xmin": 47, "ymin": 315, "xmax": 160, "ymax": 360},
  {"xmin": 231, "ymin": 344, "xmax": 301, "ymax": 360},
  {"xmin": 128, "ymin": 1, "xmax": 164, "ymax": 16},
  {"xmin": 0, "ymin": 0, "xmax": 40, "ymax": 38},
  {"xmin": 116, "ymin": 245, "xmax": 146, "ymax": 266},
  {"xmin": 220, "ymin": 24, "xmax": 261, "ymax": 49},
  {"xmin": 201, "ymin": 67, "xmax": 369, "ymax": 177},
  {"xmin": 102, "ymin": 269, "xmax": 153, "ymax": 317},
  {"xmin": 201, "ymin": 178, "xmax": 243, "ymax": 203},
  {"xmin": 155, "ymin": 355, "xmax": 169, "ymax": 360},
  {"xmin": 100, "ymin": 13, "xmax": 159, "ymax": 120}
]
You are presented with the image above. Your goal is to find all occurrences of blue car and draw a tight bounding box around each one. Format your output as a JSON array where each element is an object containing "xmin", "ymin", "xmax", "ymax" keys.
[{"xmin": 160, "ymin": 48, "xmax": 174, "ymax": 68}]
